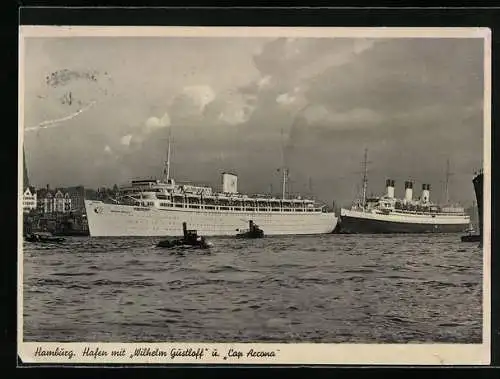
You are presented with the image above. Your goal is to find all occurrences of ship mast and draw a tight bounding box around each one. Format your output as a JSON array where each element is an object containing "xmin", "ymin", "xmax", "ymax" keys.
[
  {"xmin": 164, "ymin": 128, "xmax": 172, "ymax": 182},
  {"xmin": 361, "ymin": 148, "xmax": 369, "ymax": 212},
  {"xmin": 280, "ymin": 128, "xmax": 288, "ymax": 200},
  {"xmin": 282, "ymin": 168, "xmax": 289, "ymax": 200},
  {"xmin": 444, "ymin": 158, "xmax": 453, "ymax": 205}
]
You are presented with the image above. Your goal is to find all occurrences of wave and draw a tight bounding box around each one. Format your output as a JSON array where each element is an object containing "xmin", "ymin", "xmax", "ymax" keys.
[
  {"xmin": 158, "ymin": 307, "xmax": 183, "ymax": 314},
  {"xmin": 66, "ymin": 284, "xmax": 92, "ymax": 290},
  {"xmin": 91, "ymin": 279, "xmax": 155, "ymax": 287},
  {"xmin": 52, "ymin": 272, "xmax": 96, "ymax": 277},
  {"xmin": 343, "ymin": 268, "xmax": 376, "ymax": 274},
  {"xmin": 207, "ymin": 265, "xmax": 246, "ymax": 274}
]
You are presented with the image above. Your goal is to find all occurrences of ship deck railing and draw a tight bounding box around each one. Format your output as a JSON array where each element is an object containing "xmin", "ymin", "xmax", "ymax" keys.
[
  {"xmin": 118, "ymin": 196, "xmax": 321, "ymax": 208},
  {"xmin": 127, "ymin": 200, "xmax": 325, "ymax": 213},
  {"xmin": 376, "ymin": 209, "xmax": 468, "ymax": 217},
  {"xmin": 117, "ymin": 188, "xmax": 316, "ymax": 203}
]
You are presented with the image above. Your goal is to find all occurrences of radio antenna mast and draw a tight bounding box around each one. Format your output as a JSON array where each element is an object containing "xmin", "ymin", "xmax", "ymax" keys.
[
  {"xmin": 444, "ymin": 158, "xmax": 453, "ymax": 205},
  {"xmin": 361, "ymin": 148, "xmax": 370, "ymax": 211},
  {"xmin": 280, "ymin": 128, "xmax": 288, "ymax": 200},
  {"xmin": 164, "ymin": 127, "xmax": 172, "ymax": 182}
]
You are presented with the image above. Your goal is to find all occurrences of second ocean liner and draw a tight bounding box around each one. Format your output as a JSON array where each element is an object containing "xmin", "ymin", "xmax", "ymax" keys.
[
  {"xmin": 84, "ymin": 139, "xmax": 338, "ymax": 237},
  {"xmin": 339, "ymin": 150, "xmax": 470, "ymax": 234}
]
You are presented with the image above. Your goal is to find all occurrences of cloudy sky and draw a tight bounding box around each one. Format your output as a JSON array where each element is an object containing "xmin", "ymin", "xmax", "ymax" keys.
[{"xmin": 22, "ymin": 35, "xmax": 485, "ymax": 207}]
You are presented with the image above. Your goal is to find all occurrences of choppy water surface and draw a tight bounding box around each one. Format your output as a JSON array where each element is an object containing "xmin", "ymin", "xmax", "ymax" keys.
[{"xmin": 23, "ymin": 234, "xmax": 483, "ymax": 343}]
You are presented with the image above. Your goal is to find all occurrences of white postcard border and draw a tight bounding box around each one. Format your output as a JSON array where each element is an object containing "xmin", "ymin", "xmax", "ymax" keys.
[{"xmin": 18, "ymin": 25, "xmax": 492, "ymax": 366}]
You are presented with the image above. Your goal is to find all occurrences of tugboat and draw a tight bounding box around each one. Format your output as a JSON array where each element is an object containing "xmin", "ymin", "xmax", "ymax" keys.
[
  {"xmin": 24, "ymin": 232, "xmax": 65, "ymax": 244},
  {"xmin": 157, "ymin": 222, "xmax": 212, "ymax": 249},
  {"xmin": 235, "ymin": 220, "xmax": 264, "ymax": 239},
  {"xmin": 461, "ymin": 170, "xmax": 483, "ymax": 244},
  {"xmin": 461, "ymin": 229, "xmax": 481, "ymax": 243}
]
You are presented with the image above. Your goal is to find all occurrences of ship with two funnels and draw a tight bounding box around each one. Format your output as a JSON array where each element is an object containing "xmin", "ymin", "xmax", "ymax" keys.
[
  {"xmin": 339, "ymin": 150, "xmax": 470, "ymax": 234},
  {"xmin": 84, "ymin": 136, "xmax": 338, "ymax": 237}
]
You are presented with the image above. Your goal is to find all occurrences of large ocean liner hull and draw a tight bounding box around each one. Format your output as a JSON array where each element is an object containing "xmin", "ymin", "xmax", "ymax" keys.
[
  {"xmin": 84, "ymin": 200, "xmax": 338, "ymax": 237},
  {"xmin": 339, "ymin": 209, "xmax": 469, "ymax": 234}
]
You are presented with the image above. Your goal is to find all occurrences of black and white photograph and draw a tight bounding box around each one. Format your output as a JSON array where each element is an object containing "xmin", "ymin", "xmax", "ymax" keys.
[{"xmin": 18, "ymin": 26, "xmax": 491, "ymax": 365}]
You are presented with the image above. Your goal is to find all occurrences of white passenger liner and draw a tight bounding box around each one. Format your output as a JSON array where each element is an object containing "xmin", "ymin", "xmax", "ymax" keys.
[
  {"xmin": 339, "ymin": 149, "xmax": 470, "ymax": 234},
  {"xmin": 84, "ymin": 136, "xmax": 338, "ymax": 237}
]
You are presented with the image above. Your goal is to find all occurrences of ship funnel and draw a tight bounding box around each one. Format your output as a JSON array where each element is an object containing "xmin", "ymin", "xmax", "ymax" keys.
[
  {"xmin": 222, "ymin": 172, "xmax": 238, "ymax": 194},
  {"xmin": 421, "ymin": 184, "xmax": 430, "ymax": 203},
  {"xmin": 404, "ymin": 180, "xmax": 413, "ymax": 201},
  {"xmin": 385, "ymin": 179, "xmax": 395, "ymax": 198}
]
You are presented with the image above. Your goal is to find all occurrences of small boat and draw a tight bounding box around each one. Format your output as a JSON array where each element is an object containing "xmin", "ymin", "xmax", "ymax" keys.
[
  {"xmin": 236, "ymin": 220, "xmax": 264, "ymax": 239},
  {"xmin": 461, "ymin": 224, "xmax": 481, "ymax": 243},
  {"xmin": 461, "ymin": 234, "xmax": 481, "ymax": 243},
  {"xmin": 157, "ymin": 222, "xmax": 212, "ymax": 249},
  {"xmin": 24, "ymin": 233, "xmax": 65, "ymax": 243}
]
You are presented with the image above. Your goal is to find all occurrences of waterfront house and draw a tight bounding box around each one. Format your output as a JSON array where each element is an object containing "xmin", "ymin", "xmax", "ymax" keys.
[
  {"xmin": 37, "ymin": 186, "xmax": 72, "ymax": 214},
  {"xmin": 22, "ymin": 186, "xmax": 37, "ymax": 213},
  {"xmin": 64, "ymin": 185, "xmax": 85, "ymax": 211}
]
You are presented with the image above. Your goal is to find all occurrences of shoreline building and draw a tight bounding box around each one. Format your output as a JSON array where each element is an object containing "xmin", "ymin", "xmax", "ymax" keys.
[
  {"xmin": 37, "ymin": 186, "xmax": 72, "ymax": 214},
  {"xmin": 64, "ymin": 185, "xmax": 86, "ymax": 212},
  {"xmin": 23, "ymin": 186, "xmax": 37, "ymax": 213}
]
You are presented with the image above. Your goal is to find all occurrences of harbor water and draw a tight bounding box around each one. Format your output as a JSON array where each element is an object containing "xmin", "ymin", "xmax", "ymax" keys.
[{"xmin": 22, "ymin": 234, "xmax": 483, "ymax": 343}]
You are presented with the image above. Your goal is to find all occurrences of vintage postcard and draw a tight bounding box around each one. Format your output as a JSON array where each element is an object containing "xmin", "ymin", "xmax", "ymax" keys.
[{"xmin": 18, "ymin": 26, "xmax": 491, "ymax": 365}]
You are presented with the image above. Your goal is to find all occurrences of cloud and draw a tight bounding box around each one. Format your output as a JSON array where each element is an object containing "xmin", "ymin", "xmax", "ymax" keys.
[
  {"xmin": 120, "ymin": 111, "xmax": 171, "ymax": 147},
  {"xmin": 275, "ymin": 87, "xmax": 307, "ymax": 107},
  {"xmin": 183, "ymin": 85, "xmax": 216, "ymax": 110},
  {"xmin": 238, "ymin": 38, "xmax": 381, "ymax": 135},
  {"xmin": 305, "ymin": 38, "xmax": 483, "ymax": 115},
  {"xmin": 253, "ymin": 38, "xmax": 377, "ymax": 88},
  {"xmin": 303, "ymin": 106, "xmax": 384, "ymax": 128},
  {"xmin": 166, "ymin": 85, "xmax": 217, "ymax": 123},
  {"xmin": 135, "ymin": 85, "xmax": 218, "ymax": 131},
  {"xmin": 284, "ymin": 37, "xmax": 303, "ymax": 59},
  {"xmin": 257, "ymin": 75, "xmax": 272, "ymax": 90},
  {"xmin": 218, "ymin": 107, "xmax": 252, "ymax": 126},
  {"xmin": 217, "ymin": 92, "xmax": 256, "ymax": 125},
  {"xmin": 276, "ymin": 92, "xmax": 295, "ymax": 105},
  {"xmin": 120, "ymin": 134, "xmax": 133, "ymax": 146},
  {"xmin": 296, "ymin": 39, "xmax": 376, "ymax": 82},
  {"xmin": 104, "ymin": 145, "xmax": 112, "ymax": 154},
  {"xmin": 145, "ymin": 112, "xmax": 171, "ymax": 132}
]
